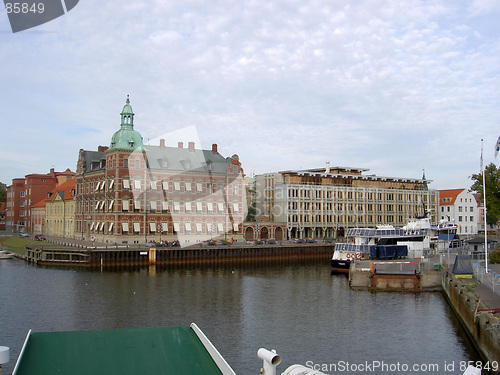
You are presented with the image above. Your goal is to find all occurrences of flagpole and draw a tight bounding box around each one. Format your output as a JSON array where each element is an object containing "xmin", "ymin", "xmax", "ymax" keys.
[{"xmin": 482, "ymin": 139, "xmax": 488, "ymax": 273}]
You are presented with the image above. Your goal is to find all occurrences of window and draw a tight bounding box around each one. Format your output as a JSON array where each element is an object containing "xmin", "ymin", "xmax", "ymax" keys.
[
  {"xmin": 122, "ymin": 200, "xmax": 130, "ymax": 211},
  {"xmin": 133, "ymin": 223, "xmax": 140, "ymax": 233},
  {"xmin": 134, "ymin": 200, "xmax": 141, "ymax": 210}
]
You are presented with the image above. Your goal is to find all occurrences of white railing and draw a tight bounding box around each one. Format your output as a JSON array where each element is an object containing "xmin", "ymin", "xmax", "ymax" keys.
[{"xmin": 473, "ymin": 263, "xmax": 500, "ymax": 296}]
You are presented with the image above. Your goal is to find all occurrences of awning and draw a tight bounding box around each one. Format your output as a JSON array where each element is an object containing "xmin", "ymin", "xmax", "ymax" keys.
[{"xmin": 122, "ymin": 200, "xmax": 130, "ymax": 211}]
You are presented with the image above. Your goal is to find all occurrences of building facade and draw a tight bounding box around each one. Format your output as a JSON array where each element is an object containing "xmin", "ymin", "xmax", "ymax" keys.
[
  {"xmin": 6, "ymin": 169, "xmax": 75, "ymax": 233},
  {"xmin": 75, "ymin": 97, "xmax": 246, "ymax": 245},
  {"xmin": 6, "ymin": 178, "xmax": 26, "ymax": 232},
  {"xmin": 254, "ymin": 163, "xmax": 438, "ymax": 239},
  {"xmin": 0, "ymin": 202, "xmax": 5, "ymax": 231},
  {"xmin": 438, "ymin": 189, "xmax": 479, "ymax": 237},
  {"xmin": 45, "ymin": 180, "xmax": 76, "ymax": 238}
]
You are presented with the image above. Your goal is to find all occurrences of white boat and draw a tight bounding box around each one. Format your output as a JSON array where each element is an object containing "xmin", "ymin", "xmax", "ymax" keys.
[
  {"xmin": 0, "ymin": 250, "xmax": 14, "ymax": 259},
  {"xmin": 331, "ymin": 217, "xmax": 432, "ymax": 273}
]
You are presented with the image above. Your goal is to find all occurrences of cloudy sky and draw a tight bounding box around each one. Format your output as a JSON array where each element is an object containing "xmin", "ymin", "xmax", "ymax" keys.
[{"xmin": 1, "ymin": 0, "xmax": 499, "ymax": 190}]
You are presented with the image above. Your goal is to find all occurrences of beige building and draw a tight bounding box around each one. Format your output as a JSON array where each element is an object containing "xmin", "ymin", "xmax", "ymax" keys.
[
  {"xmin": 254, "ymin": 163, "xmax": 438, "ymax": 239},
  {"xmin": 45, "ymin": 180, "xmax": 76, "ymax": 238}
]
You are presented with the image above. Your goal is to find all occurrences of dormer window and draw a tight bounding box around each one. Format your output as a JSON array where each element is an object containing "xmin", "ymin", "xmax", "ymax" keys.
[{"xmin": 129, "ymin": 140, "xmax": 134, "ymax": 148}]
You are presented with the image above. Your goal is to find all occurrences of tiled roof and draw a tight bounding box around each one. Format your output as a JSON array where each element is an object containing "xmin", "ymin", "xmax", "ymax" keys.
[
  {"xmin": 438, "ymin": 189, "xmax": 465, "ymax": 205},
  {"xmin": 46, "ymin": 180, "xmax": 76, "ymax": 202}
]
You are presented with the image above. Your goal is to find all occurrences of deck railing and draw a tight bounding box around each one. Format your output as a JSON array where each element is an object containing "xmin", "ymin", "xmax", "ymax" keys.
[{"xmin": 473, "ymin": 263, "xmax": 500, "ymax": 297}]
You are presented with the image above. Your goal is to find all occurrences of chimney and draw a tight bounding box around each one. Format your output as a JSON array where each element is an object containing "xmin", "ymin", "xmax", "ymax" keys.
[
  {"xmin": 212, "ymin": 143, "xmax": 218, "ymax": 153},
  {"xmin": 188, "ymin": 141, "xmax": 195, "ymax": 151},
  {"xmin": 98, "ymin": 146, "xmax": 109, "ymax": 152},
  {"xmin": 178, "ymin": 142, "xmax": 184, "ymax": 148},
  {"xmin": 49, "ymin": 168, "xmax": 55, "ymax": 176},
  {"xmin": 160, "ymin": 139, "xmax": 165, "ymax": 148},
  {"xmin": 325, "ymin": 161, "xmax": 331, "ymax": 174}
]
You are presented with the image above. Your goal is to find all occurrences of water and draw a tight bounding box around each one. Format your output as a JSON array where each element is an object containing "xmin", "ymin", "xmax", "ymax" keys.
[{"xmin": 0, "ymin": 259, "xmax": 481, "ymax": 374}]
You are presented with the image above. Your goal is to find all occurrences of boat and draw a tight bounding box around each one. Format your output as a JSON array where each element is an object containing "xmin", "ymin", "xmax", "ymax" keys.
[
  {"xmin": 0, "ymin": 250, "xmax": 14, "ymax": 259},
  {"xmin": 331, "ymin": 217, "xmax": 432, "ymax": 274}
]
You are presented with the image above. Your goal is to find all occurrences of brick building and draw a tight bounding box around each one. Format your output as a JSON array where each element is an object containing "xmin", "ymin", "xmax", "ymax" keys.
[
  {"xmin": 6, "ymin": 169, "xmax": 75, "ymax": 233},
  {"xmin": 75, "ymin": 97, "xmax": 245, "ymax": 245},
  {"xmin": 6, "ymin": 178, "xmax": 26, "ymax": 232}
]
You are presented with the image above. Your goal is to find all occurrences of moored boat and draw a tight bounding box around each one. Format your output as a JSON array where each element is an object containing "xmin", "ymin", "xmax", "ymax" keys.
[
  {"xmin": 331, "ymin": 217, "xmax": 432, "ymax": 274},
  {"xmin": 0, "ymin": 250, "xmax": 14, "ymax": 259}
]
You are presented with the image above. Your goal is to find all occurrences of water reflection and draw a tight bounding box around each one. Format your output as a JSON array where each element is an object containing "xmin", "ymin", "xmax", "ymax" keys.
[{"xmin": 0, "ymin": 260, "xmax": 481, "ymax": 375}]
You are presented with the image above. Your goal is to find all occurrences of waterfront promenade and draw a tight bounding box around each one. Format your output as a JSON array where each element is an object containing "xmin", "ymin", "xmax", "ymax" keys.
[{"xmin": 441, "ymin": 262, "xmax": 500, "ymax": 366}]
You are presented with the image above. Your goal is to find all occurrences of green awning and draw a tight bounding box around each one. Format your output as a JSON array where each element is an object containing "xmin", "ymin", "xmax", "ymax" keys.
[{"xmin": 13, "ymin": 323, "xmax": 235, "ymax": 375}]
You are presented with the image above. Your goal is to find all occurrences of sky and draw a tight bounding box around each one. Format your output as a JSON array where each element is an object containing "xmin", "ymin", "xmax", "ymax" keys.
[{"xmin": 1, "ymin": 0, "xmax": 499, "ymax": 190}]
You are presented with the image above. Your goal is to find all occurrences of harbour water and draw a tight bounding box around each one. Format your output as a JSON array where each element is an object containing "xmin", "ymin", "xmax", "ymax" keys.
[{"xmin": 0, "ymin": 259, "xmax": 482, "ymax": 374}]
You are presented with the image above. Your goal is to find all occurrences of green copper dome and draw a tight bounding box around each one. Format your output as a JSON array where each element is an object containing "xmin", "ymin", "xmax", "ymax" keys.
[{"xmin": 109, "ymin": 95, "xmax": 145, "ymax": 151}]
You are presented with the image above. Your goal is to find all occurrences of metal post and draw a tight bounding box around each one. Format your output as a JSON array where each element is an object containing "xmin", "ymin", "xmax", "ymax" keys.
[{"xmin": 482, "ymin": 139, "xmax": 488, "ymax": 273}]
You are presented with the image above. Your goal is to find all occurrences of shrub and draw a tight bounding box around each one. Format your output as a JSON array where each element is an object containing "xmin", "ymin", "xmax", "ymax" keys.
[{"xmin": 490, "ymin": 249, "xmax": 500, "ymax": 264}]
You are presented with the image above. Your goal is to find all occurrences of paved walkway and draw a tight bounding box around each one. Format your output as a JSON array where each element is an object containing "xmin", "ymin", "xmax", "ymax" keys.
[{"xmin": 472, "ymin": 263, "xmax": 500, "ymax": 311}]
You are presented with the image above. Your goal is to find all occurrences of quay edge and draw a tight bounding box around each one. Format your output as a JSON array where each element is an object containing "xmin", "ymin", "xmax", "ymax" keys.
[
  {"xmin": 22, "ymin": 243, "xmax": 334, "ymax": 267},
  {"xmin": 441, "ymin": 271, "xmax": 500, "ymax": 366}
]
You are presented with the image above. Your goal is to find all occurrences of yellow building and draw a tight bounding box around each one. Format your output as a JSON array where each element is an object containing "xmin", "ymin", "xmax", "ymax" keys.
[{"xmin": 45, "ymin": 180, "xmax": 76, "ymax": 238}]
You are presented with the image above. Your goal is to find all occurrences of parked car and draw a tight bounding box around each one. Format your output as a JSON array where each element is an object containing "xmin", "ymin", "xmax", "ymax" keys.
[
  {"xmin": 35, "ymin": 234, "xmax": 46, "ymax": 241},
  {"xmin": 290, "ymin": 238, "xmax": 304, "ymax": 244},
  {"xmin": 20, "ymin": 232, "xmax": 29, "ymax": 238},
  {"xmin": 305, "ymin": 238, "xmax": 318, "ymax": 243},
  {"xmin": 246, "ymin": 239, "xmax": 255, "ymax": 245},
  {"xmin": 254, "ymin": 239, "xmax": 265, "ymax": 245},
  {"xmin": 265, "ymin": 238, "xmax": 277, "ymax": 245}
]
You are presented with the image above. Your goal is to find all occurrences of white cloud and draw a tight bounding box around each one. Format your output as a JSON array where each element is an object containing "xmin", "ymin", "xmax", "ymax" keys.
[{"xmin": 0, "ymin": 0, "xmax": 499, "ymax": 191}]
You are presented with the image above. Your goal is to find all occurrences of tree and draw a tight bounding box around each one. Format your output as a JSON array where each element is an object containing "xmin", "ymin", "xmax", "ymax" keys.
[
  {"xmin": 0, "ymin": 182, "xmax": 6, "ymax": 203},
  {"xmin": 470, "ymin": 163, "xmax": 500, "ymax": 226}
]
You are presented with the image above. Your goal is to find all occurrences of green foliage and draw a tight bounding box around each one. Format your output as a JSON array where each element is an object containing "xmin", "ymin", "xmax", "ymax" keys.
[
  {"xmin": 0, "ymin": 181, "xmax": 6, "ymax": 203},
  {"xmin": 470, "ymin": 163, "xmax": 500, "ymax": 225},
  {"xmin": 245, "ymin": 201, "xmax": 257, "ymax": 222},
  {"xmin": 490, "ymin": 249, "xmax": 500, "ymax": 264}
]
